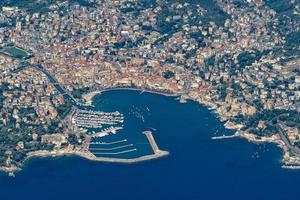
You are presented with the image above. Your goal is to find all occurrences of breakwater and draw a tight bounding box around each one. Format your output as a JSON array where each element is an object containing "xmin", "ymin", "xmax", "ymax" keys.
[{"xmin": 2, "ymin": 89, "xmax": 300, "ymax": 200}]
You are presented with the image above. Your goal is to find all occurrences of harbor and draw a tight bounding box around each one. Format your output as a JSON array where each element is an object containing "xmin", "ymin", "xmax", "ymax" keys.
[
  {"xmin": 82, "ymin": 87, "xmax": 182, "ymax": 105},
  {"xmin": 85, "ymin": 130, "xmax": 169, "ymax": 162},
  {"xmin": 87, "ymin": 130, "xmax": 168, "ymax": 160},
  {"xmin": 72, "ymin": 109, "xmax": 124, "ymax": 129},
  {"xmin": 2, "ymin": 86, "xmax": 300, "ymax": 200},
  {"xmin": 89, "ymin": 126, "xmax": 123, "ymax": 138}
]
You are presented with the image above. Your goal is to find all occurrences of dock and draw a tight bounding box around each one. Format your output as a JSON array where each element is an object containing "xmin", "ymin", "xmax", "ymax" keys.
[
  {"xmin": 93, "ymin": 149, "xmax": 137, "ymax": 155},
  {"xmin": 211, "ymin": 133, "xmax": 239, "ymax": 140},
  {"xmin": 142, "ymin": 131, "xmax": 169, "ymax": 157},
  {"xmin": 89, "ymin": 139, "xmax": 127, "ymax": 145},
  {"xmin": 89, "ymin": 144, "xmax": 134, "ymax": 151},
  {"xmin": 143, "ymin": 131, "xmax": 160, "ymax": 153},
  {"xmin": 83, "ymin": 130, "xmax": 169, "ymax": 163}
]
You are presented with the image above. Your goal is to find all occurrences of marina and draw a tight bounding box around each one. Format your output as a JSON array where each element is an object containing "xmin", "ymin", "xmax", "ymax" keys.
[
  {"xmin": 89, "ymin": 144, "xmax": 134, "ymax": 151},
  {"xmin": 92, "ymin": 149, "xmax": 137, "ymax": 155},
  {"xmin": 1, "ymin": 90, "xmax": 300, "ymax": 200},
  {"xmin": 89, "ymin": 139, "xmax": 127, "ymax": 145},
  {"xmin": 72, "ymin": 109, "xmax": 124, "ymax": 129},
  {"xmin": 89, "ymin": 126, "xmax": 123, "ymax": 138},
  {"xmin": 88, "ymin": 129, "xmax": 167, "ymax": 160}
]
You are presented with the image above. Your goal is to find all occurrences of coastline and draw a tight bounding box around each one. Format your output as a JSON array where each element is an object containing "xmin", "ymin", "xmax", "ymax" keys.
[
  {"xmin": 82, "ymin": 87, "xmax": 183, "ymax": 106},
  {"xmin": 23, "ymin": 149, "xmax": 169, "ymax": 167},
  {"xmin": 83, "ymin": 87, "xmax": 300, "ymax": 169},
  {"xmin": 212, "ymin": 129, "xmax": 300, "ymax": 168},
  {"xmin": 237, "ymin": 131, "xmax": 300, "ymax": 168},
  {"xmin": 2, "ymin": 149, "xmax": 169, "ymax": 176},
  {"xmin": 1, "ymin": 130, "xmax": 169, "ymax": 176},
  {"xmin": 2, "ymin": 88, "xmax": 298, "ymax": 175}
]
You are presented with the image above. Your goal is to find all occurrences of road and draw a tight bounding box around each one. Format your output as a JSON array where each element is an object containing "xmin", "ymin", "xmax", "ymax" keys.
[
  {"xmin": 7, "ymin": 60, "xmax": 81, "ymax": 124},
  {"xmin": 5, "ymin": 60, "xmax": 30, "ymax": 76},
  {"xmin": 278, "ymin": 122, "xmax": 300, "ymax": 156},
  {"xmin": 33, "ymin": 64, "xmax": 79, "ymax": 106},
  {"xmin": 8, "ymin": 60, "xmax": 79, "ymax": 106}
]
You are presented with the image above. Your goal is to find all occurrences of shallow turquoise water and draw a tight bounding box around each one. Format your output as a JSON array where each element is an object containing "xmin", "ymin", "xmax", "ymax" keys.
[{"xmin": 1, "ymin": 90, "xmax": 300, "ymax": 200}]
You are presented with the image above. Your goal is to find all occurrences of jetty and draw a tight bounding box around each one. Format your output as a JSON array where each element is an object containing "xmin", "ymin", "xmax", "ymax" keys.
[
  {"xmin": 21, "ymin": 131, "xmax": 169, "ymax": 172},
  {"xmin": 89, "ymin": 139, "xmax": 127, "ymax": 145},
  {"xmin": 92, "ymin": 149, "xmax": 137, "ymax": 155},
  {"xmin": 211, "ymin": 132, "xmax": 239, "ymax": 140},
  {"xmin": 143, "ymin": 131, "xmax": 160, "ymax": 153},
  {"xmin": 89, "ymin": 144, "xmax": 134, "ymax": 151},
  {"xmin": 90, "ymin": 126, "xmax": 123, "ymax": 138},
  {"xmin": 86, "ymin": 130, "xmax": 169, "ymax": 163}
]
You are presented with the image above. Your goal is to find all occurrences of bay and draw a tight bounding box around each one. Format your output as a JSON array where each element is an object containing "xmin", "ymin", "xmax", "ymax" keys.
[{"xmin": 1, "ymin": 90, "xmax": 300, "ymax": 200}]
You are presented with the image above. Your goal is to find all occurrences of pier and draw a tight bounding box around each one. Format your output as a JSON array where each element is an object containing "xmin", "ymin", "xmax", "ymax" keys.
[
  {"xmin": 211, "ymin": 132, "xmax": 239, "ymax": 140},
  {"xmin": 89, "ymin": 144, "xmax": 134, "ymax": 151},
  {"xmin": 90, "ymin": 126, "xmax": 123, "ymax": 138},
  {"xmin": 85, "ymin": 130, "xmax": 169, "ymax": 163},
  {"xmin": 92, "ymin": 149, "xmax": 137, "ymax": 155},
  {"xmin": 89, "ymin": 139, "xmax": 127, "ymax": 145},
  {"xmin": 143, "ymin": 131, "xmax": 160, "ymax": 153},
  {"xmin": 22, "ymin": 131, "xmax": 170, "ymax": 170}
]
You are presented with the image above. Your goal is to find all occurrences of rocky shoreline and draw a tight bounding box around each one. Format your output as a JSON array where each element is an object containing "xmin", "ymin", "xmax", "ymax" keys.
[
  {"xmin": 213, "ymin": 128, "xmax": 300, "ymax": 169},
  {"xmin": 81, "ymin": 87, "xmax": 300, "ymax": 170},
  {"xmin": 0, "ymin": 128, "xmax": 169, "ymax": 176},
  {"xmin": 1, "ymin": 87, "xmax": 298, "ymax": 176},
  {"xmin": 0, "ymin": 148, "xmax": 169, "ymax": 177}
]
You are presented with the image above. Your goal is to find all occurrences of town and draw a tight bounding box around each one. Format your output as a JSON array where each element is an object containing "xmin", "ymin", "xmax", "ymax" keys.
[{"xmin": 0, "ymin": 0, "xmax": 299, "ymax": 173}]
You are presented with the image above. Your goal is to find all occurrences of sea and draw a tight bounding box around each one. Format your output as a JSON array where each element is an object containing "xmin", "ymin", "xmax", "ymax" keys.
[{"xmin": 1, "ymin": 90, "xmax": 300, "ymax": 200}]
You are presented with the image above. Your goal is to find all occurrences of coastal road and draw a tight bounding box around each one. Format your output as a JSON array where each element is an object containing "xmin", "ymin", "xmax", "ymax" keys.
[{"xmin": 278, "ymin": 123, "xmax": 300, "ymax": 156}]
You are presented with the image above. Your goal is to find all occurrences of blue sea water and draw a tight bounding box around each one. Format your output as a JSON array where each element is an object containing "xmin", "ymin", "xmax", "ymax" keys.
[{"xmin": 1, "ymin": 90, "xmax": 300, "ymax": 200}]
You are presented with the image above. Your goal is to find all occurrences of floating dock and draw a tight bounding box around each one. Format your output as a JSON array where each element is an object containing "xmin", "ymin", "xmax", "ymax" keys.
[
  {"xmin": 89, "ymin": 139, "xmax": 127, "ymax": 145},
  {"xmin": 89, "ymin": 144, "xmax": 134, "ymax": 151}
]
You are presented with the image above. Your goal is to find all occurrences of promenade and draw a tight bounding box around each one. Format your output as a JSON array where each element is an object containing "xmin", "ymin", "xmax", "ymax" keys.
[{"xmin": 82, "ymin": 87, "xmax": 183, "ymax": 105}]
